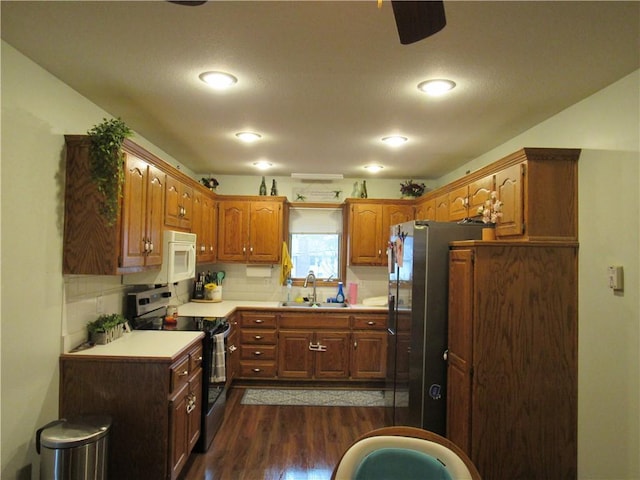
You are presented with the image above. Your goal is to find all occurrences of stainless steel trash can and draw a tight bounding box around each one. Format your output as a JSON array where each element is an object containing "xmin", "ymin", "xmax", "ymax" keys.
[{"xmin": 36, "ymin": 416, "xmax": 111, "ymax": 480}]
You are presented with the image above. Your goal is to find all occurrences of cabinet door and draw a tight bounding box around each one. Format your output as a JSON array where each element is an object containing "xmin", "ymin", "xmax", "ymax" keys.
[
  {"xmin": 248, "ymin": 201, "xmax": 282, "ymax": 263},
  {"xmin": 382, "ymin": 205, "xmax": 414, "ymax": 247},
  {"xmin": 121, "ymin": 154, "xmax": 149, "ymax": 268},
  {"xmin": 202, "ymin": 195, "xmax": 216, "ymax": 263},
  {"xmin": 169, "ymin": 382, "xmax": 189, "ymax": 480},
  {"xmin": 435, "ymin": 193, "xmax": 449, "ymax": 221},
  {"xmin": 187, "ymin": 371, "xmax": 202, "ymax": 453},
  {"xmin": 351, "ymin": 331, "xmax": 388, "ymax": 379},
  {"xmin": 315, "ymin": 331, "xmax": 350, "ymax": 379},
  {"xmin": 165, "ymin": 175, "xmax": 193, "ymax": 229},
  {"xmin": 447, "ymin": 249, "xmax": 474, "ymax": 455},
  {"xmin": 217, "ymin": 201, "xmax": 249, "ymax": 262},
  {"xmin": 349, "ymin": 203, "xmax": 383, "ymax": 265},
  {"xmin": 467, "ymin": 175, "xmax": 494, "ymax": 218},
  {"xmin": 145, "ymin": 164, "xmax": 165, "ymax": 267},
  {"xmin": 415, "ymin": 197, "xmax": 436, "ymax": 220},
  {"xmin": 192, "ymin": 191, "xmax": 216, "ymax": 264},
  {"xmin": 495, "ymin": 162, "xmax": 524, "ymax": 237},
  {"xmin": 448, "ymin": 185, "xmax": 469, "ymax": 221},
  {"xmin": 278, "ymin": 330, "xmax": 314, "ymax": 378}
]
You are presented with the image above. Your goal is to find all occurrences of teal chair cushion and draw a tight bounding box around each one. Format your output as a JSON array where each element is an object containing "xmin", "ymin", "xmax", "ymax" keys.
[{"xmin": 353, "ymin": 447, "xmax": 453, "ymax": 480}]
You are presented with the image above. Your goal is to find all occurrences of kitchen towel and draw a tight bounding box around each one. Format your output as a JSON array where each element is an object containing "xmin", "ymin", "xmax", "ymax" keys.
[
  {"xmin": 211, "ymin": 332, "xmax": 226, "ymax": 383},
  {"xmin": 280, "ymin": 241, "xmax": 293, "ymax": 285}
]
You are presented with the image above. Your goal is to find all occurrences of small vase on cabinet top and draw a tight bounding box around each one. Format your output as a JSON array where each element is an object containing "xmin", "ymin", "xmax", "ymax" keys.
[{"xmin": 482, "ymin": 227, "xmax": 496, "ymax": 241}]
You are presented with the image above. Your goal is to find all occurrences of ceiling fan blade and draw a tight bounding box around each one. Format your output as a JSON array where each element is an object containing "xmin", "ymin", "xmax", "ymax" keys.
[
  {"xmin": 391, "ymin": 0, "xmax": 446, "ymax": 45},
  {"xmin": 167, "ymin": 1, "xmax": 207, "ymax": 6}
]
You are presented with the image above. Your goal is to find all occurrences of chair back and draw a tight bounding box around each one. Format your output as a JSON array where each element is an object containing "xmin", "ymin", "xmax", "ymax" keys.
[{"xmin": 331, "ymin": 426, "xmax": 481, "ymax": 480}]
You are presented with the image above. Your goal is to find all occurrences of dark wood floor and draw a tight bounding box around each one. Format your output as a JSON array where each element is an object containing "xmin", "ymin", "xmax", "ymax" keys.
[{"xmin": 180, "ymin": 387, "xmax": 388, "ymax": 480}]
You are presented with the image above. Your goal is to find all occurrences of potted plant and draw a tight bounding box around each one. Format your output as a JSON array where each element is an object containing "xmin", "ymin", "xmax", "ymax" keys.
[
  {"xmin": 87, "ymin": 118, "xmax": 133, "ymax": 226},
  {"xmin": 400, "ymin": 180, "xmax": 426, "ymax": 198},
  {"xmin": 87, "ymin": 313, "xmax": 129, "ymax": 344},
  {"xmin": 200, "ymin": 176, "xmax": 219, "ymax": 191}
]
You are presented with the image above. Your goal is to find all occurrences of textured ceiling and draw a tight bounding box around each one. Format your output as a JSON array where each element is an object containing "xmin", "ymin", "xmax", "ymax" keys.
[{"xmin": 2, "ymin": 1, "xmax": 638, "ymax": 179}]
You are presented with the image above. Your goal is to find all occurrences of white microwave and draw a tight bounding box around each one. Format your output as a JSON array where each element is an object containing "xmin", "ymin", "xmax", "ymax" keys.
[{"xmin": 124, "ymin": 230, "xmax": 197, "ymax": 285}]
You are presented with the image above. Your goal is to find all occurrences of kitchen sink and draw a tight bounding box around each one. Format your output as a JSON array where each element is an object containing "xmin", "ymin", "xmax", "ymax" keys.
[{"xmin": 279, "ymin": 301, "xmax": 348, "ymax": 309}]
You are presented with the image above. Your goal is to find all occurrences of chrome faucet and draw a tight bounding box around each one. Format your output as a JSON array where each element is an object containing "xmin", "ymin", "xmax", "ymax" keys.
[{"xmin": 303, "ymin": 270, "xmax": 317, "ymax": 303}]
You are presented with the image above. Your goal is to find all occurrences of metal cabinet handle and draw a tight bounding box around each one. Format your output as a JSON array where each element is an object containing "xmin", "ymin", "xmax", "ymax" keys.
[
  {"xmin": 252, "ymin": 368, "xmax": 261, "ymax": 373},
  {"xmin": 254, "ymin": 351, "xmax": 262, "ymax": 356},
  {"xmin": 367, "ymin": 321, "xmax": 375, "ymax": 326},
  {"xmin": 254, "ymin": 319, "xmax": 264, "ymax": 324},
  {"xmin": 178, "ymin": 370, "xmax": 189, "ymax": 377},
  {"xmin": 228, "ymin": 345, "xmax": 237, "ymax": 353},
  {"xmin": 443, "ymin": 349, "xmax": 448, "ymax": 361},
  {"xmin": 354, "ymin": 341, "xmax": 358, "ymax": 349},
  {"xmin": 254, "ymin": 335, "xmax": 263, "ymax": 340}
]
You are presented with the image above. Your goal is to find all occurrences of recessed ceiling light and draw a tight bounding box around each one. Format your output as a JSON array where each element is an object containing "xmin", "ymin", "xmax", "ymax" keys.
[
  {"xmin": 199, "ymin": 71, "xmax": 238, "ymax": 90},
  {"xmin": 417, "ymin": 79, "xmax": 456, "ymax": 96},
  {"xmin": 236, "ymin": 132, "xmax": 262, "ymax": 143},
  {"xmin": 364, "ymin": 165, "xmax": 384, "ymax": 173},
  {"xmin": 253, "ymin": 161, "xmax": 272, "ymax": 170},
  {"xmin": 381, "ymin": 135, "xmax": 408, "ymax": 147}
]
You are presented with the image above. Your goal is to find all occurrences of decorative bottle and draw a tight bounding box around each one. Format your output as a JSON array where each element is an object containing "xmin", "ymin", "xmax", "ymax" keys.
[
  {"xmin": 336, "ymin": 282, "xmax": 345, "ymax": 303},
  {"xmin": 259, "ymin": 176, "xmax": 267, "ymax": 196},
  {"xmin": 360, "ymin": 181, "xmax": 368, "ymax": 198},
  {"xmin": 270, "ymin": 179, "xmax": 278, "ymax": 196}
]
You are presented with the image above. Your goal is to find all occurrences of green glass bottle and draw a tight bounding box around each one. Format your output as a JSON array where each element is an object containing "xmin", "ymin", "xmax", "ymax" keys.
[{"xmin": 259, "ymin": 176, "xmax": 267, "ymax": 196}]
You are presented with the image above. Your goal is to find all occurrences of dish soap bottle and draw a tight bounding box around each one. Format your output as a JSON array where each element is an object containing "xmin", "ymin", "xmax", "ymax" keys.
[{"xmin": 336, "ymin": 282, "xmax": 345, "ymax": 303}]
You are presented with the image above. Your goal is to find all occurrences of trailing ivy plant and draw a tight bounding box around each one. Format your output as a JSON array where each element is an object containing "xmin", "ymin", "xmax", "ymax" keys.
[{"xmin": 87, "ymin": 118, "xmax": 133, "ymax": 226}]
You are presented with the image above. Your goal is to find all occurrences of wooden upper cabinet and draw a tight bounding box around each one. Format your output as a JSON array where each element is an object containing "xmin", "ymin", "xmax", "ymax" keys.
[
  {"xmin": 435, "ymin": 193, "xmax": 450, "ymax": 221},
  {"xmin": 448, "ymin": 175, "xmax": 494, "ymax": 222},
  {"xmin": 192, "ymin": 188, "xmax": 216, "ymax": 264},
  {"xmin": 63, "ymin": 136, "xmax": 174, "ymax": 275},
  {"xmin": 415, "ymin": 196, "xmax": 436, "ymax": 221},
  {"xmin": 494, "ymin": 149, "xmax": 579, "ymax": 240},
  {"xmin": 495, "ymin": 162, "xmax": 524, "ymax": 237},
  {"xmin": 347, "ymin": 200, "xmax": 413, "ymax": 266},
  {"xmin": 165, "ymin": 174, "xmax": 193, "ymax": 230},
  {"xmin": 217, "ymin": 198, "xmax": 284, "ymax": 263},
  {"xmin": 120, "ymin": 153, "xmax": 165, "ymax": 269}
]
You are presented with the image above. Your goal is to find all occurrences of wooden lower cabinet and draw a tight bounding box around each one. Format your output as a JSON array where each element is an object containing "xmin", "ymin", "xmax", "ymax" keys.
[
  {"xmin": 59, "ymin": 338, "xmax": 203, "ymax": 480},
  {"xmin": 233, "ymin": 310, "xmax": 392, "ymax": 382},
  {"xmin": 447, "ymin": 243, "xmax": 578, "ymax": 480},
  {"xmin": 169, "ymin": 368, "xmax": 202, "ymax": 479},
  {"xmin": 350, "ymin": 314, "xmax": 388, "ymax": 379},
  {"xmin": 277, "ymin": 313, "xmax": 351, "ymax": 380}
]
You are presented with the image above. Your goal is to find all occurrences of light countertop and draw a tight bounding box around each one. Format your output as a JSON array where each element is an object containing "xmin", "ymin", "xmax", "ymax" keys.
[
  {"xmin": 177, "ymin": 300, "xmax": 387, "ymax": 318},
  {"xmin": 62, "ymin": 330, "xmax": 204, "ymax": 360}
]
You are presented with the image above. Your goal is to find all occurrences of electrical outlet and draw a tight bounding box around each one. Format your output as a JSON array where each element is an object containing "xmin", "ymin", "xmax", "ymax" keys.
[{"xmin": 96, "ymin": 295, "xmax": 105, "ymax": 314}]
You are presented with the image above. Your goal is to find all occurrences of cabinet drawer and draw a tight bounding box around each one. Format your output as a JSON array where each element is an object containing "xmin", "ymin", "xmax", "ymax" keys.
[
  {"xmin": 279, "ymin": 313, "xmax": 350, "ymax": 329},
  {"xmin": 170, "ymin": 355, "xmax": 190, "ymax": 393},
  {"xmin": 240, "ymin": 312, "xmax": 278, "ymax": 328},
  {"xmin": 239, "ymin": 361, "xmax": 277, "ymax": 378},
  {"xmin": 240, "ymin": 345, "xmax": 277, "ymax": 361},
  {"xmin": 352, "ymin": 315, "xmax": 387, "ymax": 330},
  {"xmin": 189, "ymin": 344, "xmax": 203, "ymax": 371},
  {"xmin": 240, "ymin": 329, "xmax": 277, "ymax": 345}
]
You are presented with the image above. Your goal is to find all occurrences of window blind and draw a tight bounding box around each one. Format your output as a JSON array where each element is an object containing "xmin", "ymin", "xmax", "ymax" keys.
[{"xmin": 289, "ymin": 207, "xmax": 343, "ymax": 234}]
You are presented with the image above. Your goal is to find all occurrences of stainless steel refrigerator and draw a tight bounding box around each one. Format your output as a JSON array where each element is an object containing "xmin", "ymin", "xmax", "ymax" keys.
[{"xmin": 387, "ymin": 221, "xmax": 484, "ymax": 435}]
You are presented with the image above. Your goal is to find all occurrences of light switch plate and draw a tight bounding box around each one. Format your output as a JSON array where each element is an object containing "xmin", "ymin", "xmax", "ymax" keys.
[{"xmin": 608, "ymin": 266, "xmax": 623, "ymax": 291}]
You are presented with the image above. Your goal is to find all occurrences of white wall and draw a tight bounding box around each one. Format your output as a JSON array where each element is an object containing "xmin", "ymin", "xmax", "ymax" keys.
[
  {"xmin": 439, "ymin": 70, "xmax": 640, "ymax": 480},
  {"xmin": 1, "ymin": 38, "xmax": 638, "ymax": 479}
]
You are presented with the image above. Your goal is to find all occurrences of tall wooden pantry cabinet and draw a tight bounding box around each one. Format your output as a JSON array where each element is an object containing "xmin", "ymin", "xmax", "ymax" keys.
[{"xmin": 447, "ymin": 241, "xmax": 578, "ymax": 479}]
